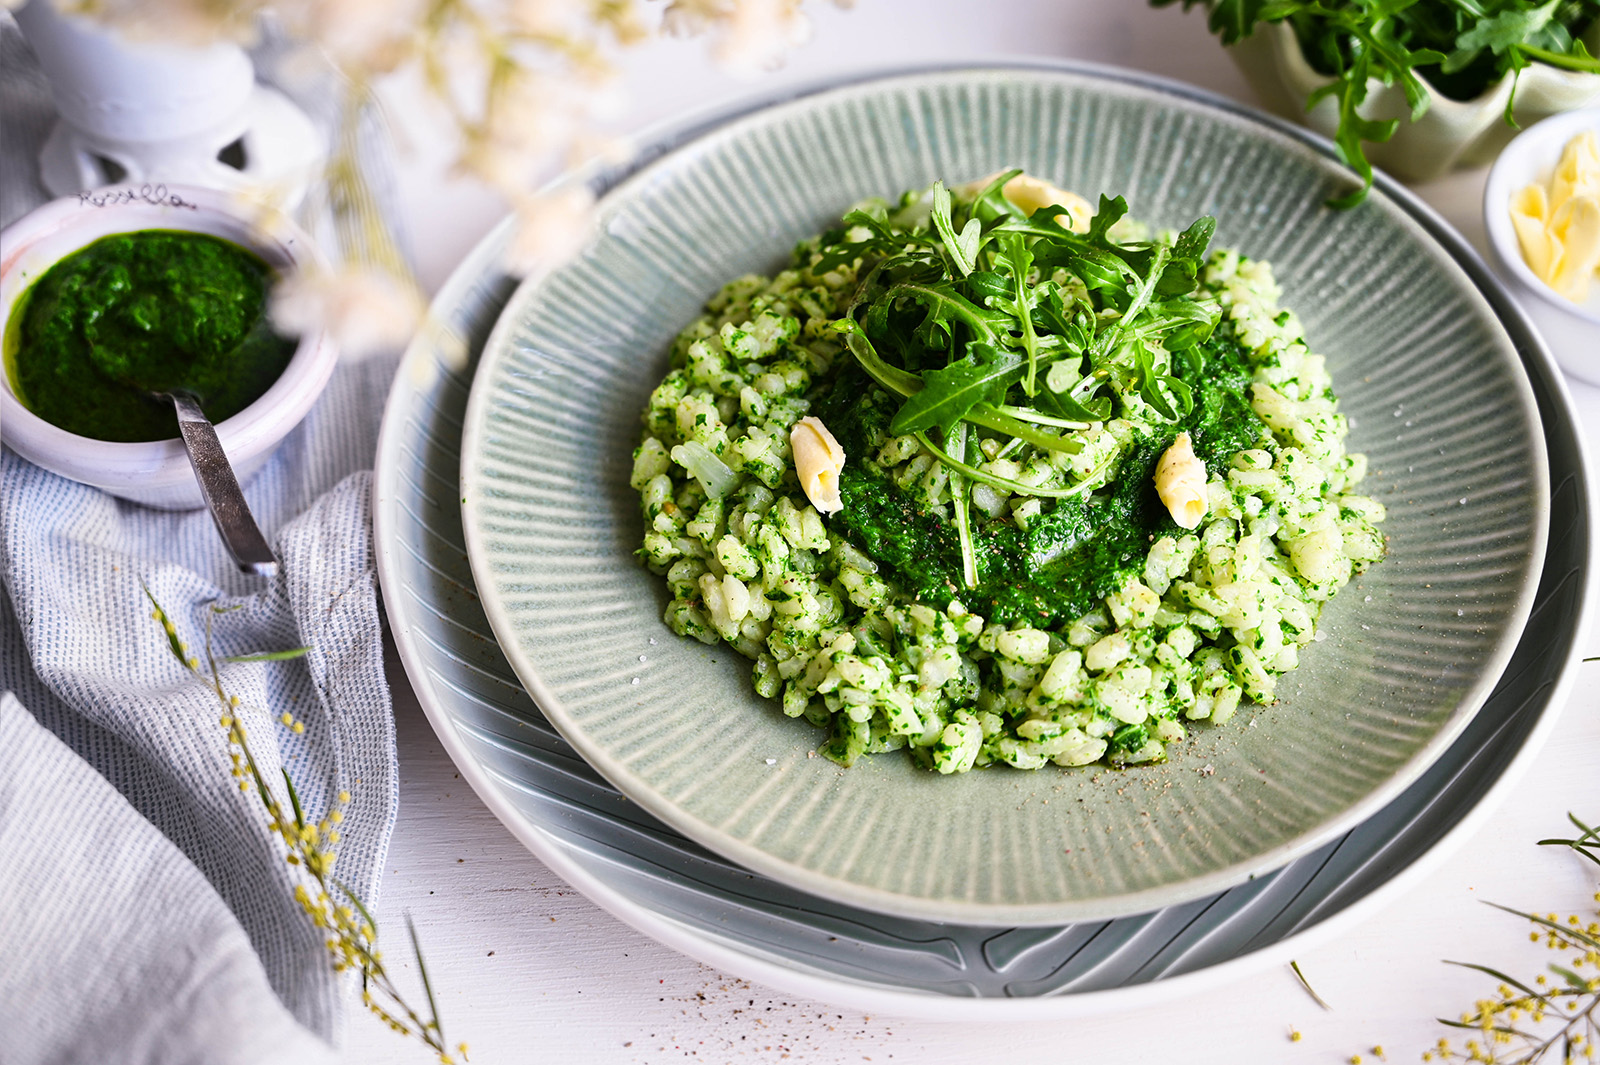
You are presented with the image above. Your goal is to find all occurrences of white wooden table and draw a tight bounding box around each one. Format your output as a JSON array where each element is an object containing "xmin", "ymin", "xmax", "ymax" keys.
[{"xmin": 348, "ymin": 4, "xmax": 1600, "ymax": 1061}]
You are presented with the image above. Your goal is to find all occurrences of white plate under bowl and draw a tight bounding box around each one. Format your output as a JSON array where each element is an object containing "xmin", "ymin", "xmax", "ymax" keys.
[
  {"xmin": 379, "ymin": 66, "xmax": 1589, "ymax": 1015},
  {"xmin": 451, "ymin": 67, "xmax": 1549, "ymax": 926}
]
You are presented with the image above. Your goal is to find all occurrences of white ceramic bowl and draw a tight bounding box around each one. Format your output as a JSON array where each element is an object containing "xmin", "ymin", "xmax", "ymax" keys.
[
  {"xmin": 0, "ymin": 184, "xmax": 336, "ymax": 509},
  {"xmin": 1484, "ymin": 109, "xmax": 1600, "ymax": 386},
  {"xmin": 456, "ymin": 68, "xmax": 1548, "ymax": 924}
]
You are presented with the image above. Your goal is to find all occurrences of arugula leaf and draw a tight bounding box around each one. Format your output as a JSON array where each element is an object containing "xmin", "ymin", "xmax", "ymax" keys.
[
  {"xmin": 993, "ymin": 233, "xmax": 1044, "ymax": 394},
  {"xmin": 1063, "ymin": 368, "xmax": 1115, "ymax": 421},
  {"xmin": 889, "ymin": 344, "xmax": 1024, "ymax": 437},
  {"xmin": 970, "ymin": 168, "xmax": 1026, "ymax": 223},
  {"xmin": 1162, "ymin": 215, "xmax": 1218, "ymax": 295},
  {"xmin": 1519, "ymin": 38, "xmax": 1600, "ymax": 72},
  {"xmin": 1092, "ymin": 240, "xmax": 1172, "ymax": 363},
  {"xmin": 913, "ymin": 431, "xmax": 1114, "ymax": 500},
  {"xmin": 1321, "ymin": 50, "xmax": 1400, "ymax": 209},
  {"xmin": 967, "ymin": 405, "xmax": 1091, "ymax": 453},
  {"xmin": 881, "ymin": 281, "xmax": 1006, "ymax": 347},
  {"xmin": 966, "ymin": 270, "xmax": 1012, "ymax": 304},
  {"xmin": 1049, "ymin": 243, "xmax": 1135, "ymax": 295},
  {"xmin": 1456, "ymin": 0, "xmax": 1562, "ymax": 55},
  {"xmin": 946, "ymin": 421, "xmax": 979, "ymax": 589},
  {"xmin": 813, "ymin": 208, "xmax": 942, "ymax": 273},
  {"xmin": 1032, "ymin": 282, "xmax": 1094, "ymax": 343},
  {"xmin": 1162, "ymin": 373, "xmax": 1195, "ymax": 414},
  {"xmin": 1359, "ymin": 19, "xmax": 1446, "ymax": 121},
  {"xmin": 1039, "ymin": 385, "xmax": 1113, "ymax": 423},
  {"xmin": 1134, "ymin": 341, "xmax": 1178, "ymax": 420},
  {"xmin": 837, "ymin": 177, "xmax": 1227, "ymax": 501},
  {"xmin": 1087, "ymin": 194, "xmax": 1130, "ymax": 245},
  {"xmin": 1136, "ymin": 297, "xmax": 1222, "ymax": 350},
  {"xmin": 831, "ymin": 319, "xmax": 921, "ymax": 397},
  {"xmin": 929, "ymin": 181, "xmax": 981, "ymax": 277}
]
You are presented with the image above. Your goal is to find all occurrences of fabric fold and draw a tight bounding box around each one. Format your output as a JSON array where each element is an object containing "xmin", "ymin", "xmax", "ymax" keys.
[{"xmin": 0, "ymin": 692, "xmax": 341, "ymax": 1065}]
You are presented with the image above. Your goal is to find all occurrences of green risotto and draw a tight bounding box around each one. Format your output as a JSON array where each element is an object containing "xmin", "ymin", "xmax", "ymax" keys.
[
  {"xmin": 6, "ymin": 230, "xmax": 296, "ymax": 442},
  {"xmin": 633, "ymin": 174, "xmax": 1385, "ymax": 773}
]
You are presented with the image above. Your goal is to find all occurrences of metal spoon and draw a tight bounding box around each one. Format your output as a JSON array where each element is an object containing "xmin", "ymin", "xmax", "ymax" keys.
[
  {"xmin": 86, "ymin": 336, "xmax": 279, "ymax": 578},
  {"xmin": 164, "ymin": 390, "xmax": 279, "ymax": 578}
]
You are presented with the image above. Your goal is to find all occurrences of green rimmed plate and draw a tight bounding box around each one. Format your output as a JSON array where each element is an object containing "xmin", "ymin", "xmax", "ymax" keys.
[{"xmin": 457, "ymin": 67, "xmax": 1547, "ymax": 925}]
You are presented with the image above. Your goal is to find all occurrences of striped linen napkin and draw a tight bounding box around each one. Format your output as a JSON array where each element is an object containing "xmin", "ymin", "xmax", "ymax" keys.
[{"xmin": 1, "ymin": 19, "xmax": 402, "ymax": 1063}]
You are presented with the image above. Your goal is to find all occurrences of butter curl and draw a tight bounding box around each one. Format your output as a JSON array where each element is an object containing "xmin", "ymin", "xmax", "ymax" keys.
[
  {"xmin": 1155, "ymin": 432, "xmax": 1208, "ymax": 531},
  {"xmin": 790, "ymin": 416, "xmax": 845, "ymax": 515}
]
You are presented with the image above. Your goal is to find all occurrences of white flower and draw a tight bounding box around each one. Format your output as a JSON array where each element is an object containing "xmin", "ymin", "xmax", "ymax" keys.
[
  {"xmin": 565, "ymin": 131, "xmax": 637, "ymax": 171},
  {"xmin": 670, "ymin": 0, "xmax": 812, "ymax": 78},
  {"xmin": 508, "ymin": 0, "xmax": 588, "ymax": 36},
  {"xmin": 504, "ymin": 187, "xmax": 596, "ymax": 276},
  {"xmin": 466, "ymin": 68, "xmax": 622, "ymax": 191},
  {"xmin": 271, "ymin": 266, "xmax": 420, "ymax": 361},
  {"xmin": 52, "ymin": 0, "xmax": 263, "ymax": 45},
  {"xmin": 272, "ymin": 0, "xmax": 426, "ymax": 71},
  {"xmin": 719, "ymin": 0, "xmax": 812, "ymax": 76}
]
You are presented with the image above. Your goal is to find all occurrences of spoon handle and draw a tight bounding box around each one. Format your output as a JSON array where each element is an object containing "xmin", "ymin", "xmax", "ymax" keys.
[{"xmin": 169, "ymin": 393, "xmax": 280, "ymax": 578}]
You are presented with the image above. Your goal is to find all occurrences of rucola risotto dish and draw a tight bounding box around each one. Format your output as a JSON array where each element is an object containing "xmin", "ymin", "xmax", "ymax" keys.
[{"xmin": 632, "ymin": 171, "xmax": 1385, "ymax": 774}]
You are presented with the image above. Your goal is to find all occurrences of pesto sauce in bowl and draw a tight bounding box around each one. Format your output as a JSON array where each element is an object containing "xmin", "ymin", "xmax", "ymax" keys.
[{"xmin": 4, "ymin": 230, "xmax": 297, "ymax": 442}]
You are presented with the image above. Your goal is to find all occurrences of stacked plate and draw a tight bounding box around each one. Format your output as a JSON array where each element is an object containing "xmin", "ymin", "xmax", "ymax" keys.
[{"xmin": 374, "ymin": 64, "xmax": 1591, "ymax": 1015}]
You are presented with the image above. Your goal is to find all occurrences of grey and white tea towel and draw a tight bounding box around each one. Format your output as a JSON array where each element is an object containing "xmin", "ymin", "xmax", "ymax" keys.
[{"xmin": 1, "ymin": 18, "xmax": 403, "ymax": 1064}]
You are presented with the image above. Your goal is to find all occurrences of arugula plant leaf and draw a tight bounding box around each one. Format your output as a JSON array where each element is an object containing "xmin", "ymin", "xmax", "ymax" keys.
[
  {"xmin": 969, "ymin": 168, "xmax": 1026, "ymax": 223},
  {"xmin": 1087, "ymin": 194, "xmax": 1130, "ymax": 244},
  {"xmin": 1031, "ymin": 282, "xmax": 1094, "ymax": 342},
  {"xmin": 1133, "ymin": 341, "xmax": 1178, "ymax": 420},
  {"xmin": 831, "ymin": 319, "xmax": 921, "ymax": 397},
  {"xmin": 834, "ymin": 176, "xmax": 1224, "ymax": 500},
  {"xmin": 965, "ymin": 270, "xmax": 1012, "ymax": 304},
  {"xmin": 1456, "ymin": 0, "xmax": 1562, "ymax": 55},
  {"xmin": 992, "ymin": 232, "xmax": 1045, "ymax": 394},
  {"xmin": 882, "ymin": 281, "xmax": 1007, "ymax": 347},
  {"xmin": 929, "ymin": 181, "xmax": 981, "ymax": 277},
  {"xmin": 1154, "ymin": 0, "xmax": 1600, "ymax": 207},
  {"xmin": 813, "ymin": 208, "xmax": 943, "ymax": 273},
  {"xmin": 1135, "ymin": 297, "xmax": 1222, "ymax": 350},
  {"xmin": 889, "ymin": 344, "xmax": 1025, "ymax": 437},
  {"xmin": 944, "ymin": 419, "xmax": 979, "ymax": 590}
]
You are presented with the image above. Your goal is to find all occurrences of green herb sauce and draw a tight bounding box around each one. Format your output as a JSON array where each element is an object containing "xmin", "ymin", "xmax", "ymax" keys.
[
  {"xmin": 5, "ymin": 230, "xmax": 296, "ymax": 442},
  {"xmin": 817, "ymin": 329, "xmax": 1268, "ymax": 628}
]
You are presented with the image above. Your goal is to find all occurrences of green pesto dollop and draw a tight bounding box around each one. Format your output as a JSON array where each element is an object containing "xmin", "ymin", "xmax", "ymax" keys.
[
  {"xmin": 814, "ymin": 329, "xmax": 1269, "ymax": 629},
  {"xmin": 5, "ymin": 230, "xmax": 297, "ymax": 442}
]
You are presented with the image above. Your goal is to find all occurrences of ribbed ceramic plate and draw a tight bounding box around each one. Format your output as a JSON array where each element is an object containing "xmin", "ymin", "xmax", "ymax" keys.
[
  {"xmin": 453, "ymin": 68, "xmax": 1549, "ymax": 925},
  {"xmin": 376, "ymin": 63, "xmax": 1590, "ymax": 1011}
]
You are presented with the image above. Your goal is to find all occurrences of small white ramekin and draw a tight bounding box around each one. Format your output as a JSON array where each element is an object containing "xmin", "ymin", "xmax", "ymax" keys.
[
  {"xmin": 0, "ymin": 184, "xmax": 336, "ymax": 509},
  {"xmin": 1483, "ymin": 109, "xmax": 1600, "ymax": 387}
]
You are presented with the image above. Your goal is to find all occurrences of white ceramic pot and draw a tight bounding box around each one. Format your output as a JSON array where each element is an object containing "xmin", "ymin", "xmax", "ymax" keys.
[
  {"xmin": 1230, "ymin": 19, "xmax": 1600, "ymax": 182},
  {"xmin": 11, "ymin": 0, "xmax": 322, "ymax": 206},
  {"xmin": 0, "ymin": 185, "xmax": 338, "ymax": 510},
  {"xmin": 1483, "ymin": 108, "xmax": 1600, "ymax": 385},
  {"xmin": 13, "ymin": 0, "xmax": 255, "ymax": 145}
]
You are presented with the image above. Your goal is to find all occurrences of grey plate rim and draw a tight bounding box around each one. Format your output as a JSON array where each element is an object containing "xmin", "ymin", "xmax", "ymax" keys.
[
  {"xmin": 375, "ymin": 58, "xmax": 1594, "ymax": 1015},
  {"xmin": 453, "ymin": 62, "xmax": 1551, "ymax": 924}
]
